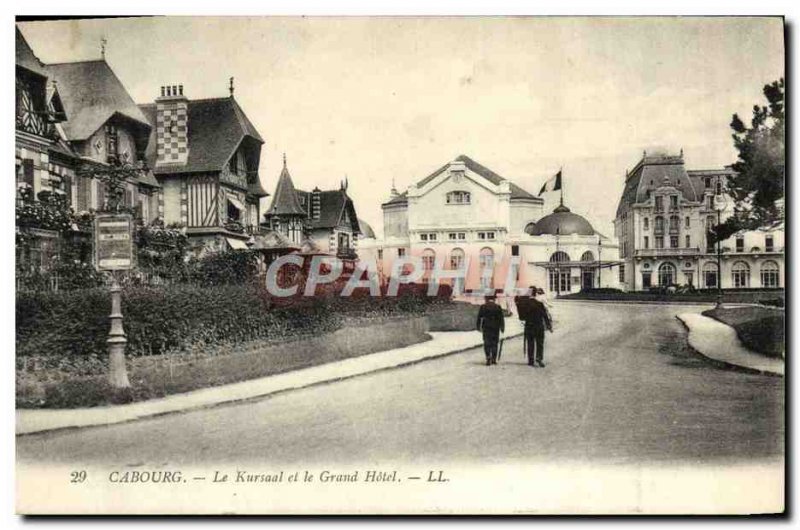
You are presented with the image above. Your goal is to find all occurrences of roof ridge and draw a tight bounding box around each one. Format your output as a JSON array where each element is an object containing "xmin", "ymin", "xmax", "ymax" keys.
[{"xmin": 47, "ymin": 58, "xmax": 107, "ymax": 66}]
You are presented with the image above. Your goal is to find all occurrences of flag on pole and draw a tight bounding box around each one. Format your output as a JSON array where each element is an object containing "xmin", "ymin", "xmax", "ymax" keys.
[{"xmin": 538, "ymin": 170, "xmax": 562, "ymax": 196}]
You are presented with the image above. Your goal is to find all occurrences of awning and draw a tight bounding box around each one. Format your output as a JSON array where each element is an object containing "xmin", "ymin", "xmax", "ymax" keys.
[
  {"xmin": 227, "ymin": 196, "xmax": 245, "ymax": 212},
  {"xmin": 528, "ymin": 260, "xmax": 623, "ymax": 269},
  {"xmin": 226, "ymin": 237, "xmax": 249, "ymax": 250}
]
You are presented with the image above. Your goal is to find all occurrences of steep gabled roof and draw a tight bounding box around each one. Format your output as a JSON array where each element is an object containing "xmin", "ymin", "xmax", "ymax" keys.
[
  {"xmin": 139, "ymin": 96, "xmax": 264, "ymax": 175},
  {"xmin": 294, "ymin": 188, "xmax": 360, "ymax": 232},
  {"xmin": 16, "ymin": 27, "xmax": 47, "ymax": 78},
  {"xmin": 266, "ymin": 164, "xmax": 306, "ymax": 216},
  {"xmin": 313, "ymin": 190, "xmax": 359, "ymax": 231},
  {"xmin": 615, "ymin": 153, "xmax": 699, "ymax": 218},
  {"xmin": 685, "ymin": 168, "xmax": 736, "ymax": 198},
  {"xmin": 387, "ymin": 154, "xmax": 540, "ymax": 207},
  {"xmin": 47, "ymin": 60, "xmax": 151, "ymax": 141}
]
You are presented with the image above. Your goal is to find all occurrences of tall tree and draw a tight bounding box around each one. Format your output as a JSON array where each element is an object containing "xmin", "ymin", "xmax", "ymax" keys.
[{"xmin": 715, "ymin": 78, "xmax": 785, "ymax": 241}]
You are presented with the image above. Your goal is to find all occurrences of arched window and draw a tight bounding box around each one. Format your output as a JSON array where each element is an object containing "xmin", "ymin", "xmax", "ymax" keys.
[
  {"xmin": 445, "ymin": 191, "xmax": 471, "ymax": 205},
  {"xmin": 643, "ymin": 217, "xmax": 649, "ymax": 230},
  {"xmin": 654, "ymin": 216, "xmax": 665, "ymax": 232},
  {"xmin": 702, "ymin": 262, "xmax": 718, "ymax": 288},
  {"xmin": 731, "ymin": 261, "xmax": 750, "ymax": 288},
  {"xmin": 549, "ymin": 251, "xmax": 571, "ymax": 263},
  {"xmin": 479, "ymin": 247, "xmax": 494, "ymax": 269},
  {"xmin": 479, "ymin": 248, "xmax": 494, "ymax": 291},
  {"xmin": 421, "ymin": 248, "xmax": 436, "ymax": 271},
  {"xmin": 669, "ymin": 215, "xmax": 680, "ymax": 231},
  {"xmin": 449, "ymin": 248, "xmax": 466, "ymax": 294},
  {"xmin": 760, "ymin": 261, "xmax": 779, "ymax": 288},
  {"xmin": 658, "ymin": 262, "xmax": 676, "ymax": 286},
  {"xmin": 580, "ymin": 251, "xmax": 595, "ymax": 262},
  {"xmin": 449, "ymin": 248, "xmax": 465, "ymax": 270}
]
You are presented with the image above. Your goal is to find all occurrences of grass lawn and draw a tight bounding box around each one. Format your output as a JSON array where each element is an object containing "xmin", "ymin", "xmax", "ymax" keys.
[{"xmin": 703, "ymin": 306, "xmax": 785, "ymax": 358}]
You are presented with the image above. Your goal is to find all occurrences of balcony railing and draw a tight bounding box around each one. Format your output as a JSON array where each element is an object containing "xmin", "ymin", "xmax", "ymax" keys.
[
  {"xmin": 337, "ymin": 248, "xmax": 358, "ymax": 260},
  {"xmin": 635, "ymin": 247, "xmax": 700, "ymax": 258}
]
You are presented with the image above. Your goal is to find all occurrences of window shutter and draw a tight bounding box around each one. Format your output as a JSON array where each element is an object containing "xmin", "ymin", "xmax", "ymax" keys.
[
  {"xmin": 22, "ymin": 159, "xmax": 34, "ymax": 188},
  {"xmin": 63, "ymin": 175, "xmax": 72, "ymax": 207},
  {"xmin": 97, "ymin": 181, "xmax": 106, "ymax": 211}
]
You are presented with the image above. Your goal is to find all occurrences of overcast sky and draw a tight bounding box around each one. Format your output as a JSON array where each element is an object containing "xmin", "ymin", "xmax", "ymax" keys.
[{"xmin": 19, "ymin": 16, "xmax": 784, "ymax": 236}]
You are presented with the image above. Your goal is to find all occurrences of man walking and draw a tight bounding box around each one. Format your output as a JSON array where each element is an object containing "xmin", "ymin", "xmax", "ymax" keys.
[
  {"xmin": 476, "ymin": 293, "xmax": 505, "ymax": 366},
  {"xmin": 517, "ymin": 286, "xmax": 553, "ymax": 367}
]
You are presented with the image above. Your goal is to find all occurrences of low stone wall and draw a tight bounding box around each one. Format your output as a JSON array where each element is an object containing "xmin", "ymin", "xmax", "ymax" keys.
[
  {"xmin": 17, "ymin": 315, "xmax": 431, "ymax": 409},
  {"xmin": 129, "ymin": 315, "xmax": 432, "ymax": 390}
]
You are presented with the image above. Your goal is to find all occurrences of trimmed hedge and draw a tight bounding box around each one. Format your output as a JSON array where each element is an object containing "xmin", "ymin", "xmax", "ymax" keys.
[{"xmin": 16, "ymin": 282, "xmax": 451, "ymax": 362}]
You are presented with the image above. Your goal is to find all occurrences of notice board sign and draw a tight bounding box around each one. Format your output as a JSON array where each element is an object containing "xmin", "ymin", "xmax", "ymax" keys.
[{"xmin": 94, "ymin": 213, "xmax": 134, "ymax": 271}]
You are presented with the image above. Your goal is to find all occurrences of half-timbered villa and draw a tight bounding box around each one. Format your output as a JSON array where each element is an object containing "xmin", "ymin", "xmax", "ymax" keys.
[
  {"xmin": 263, "ymin": 156, "xmax": 361, "ymax": 259},
  {"xmin": 139, "ymin": 83, "xmax": 269, "ymax": 254},
  {"xmin": 16, "ymin": 27, "xmax": 160, "ymax": 272}
]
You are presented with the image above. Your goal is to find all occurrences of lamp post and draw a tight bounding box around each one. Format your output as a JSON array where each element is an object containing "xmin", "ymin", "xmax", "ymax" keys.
[
  {"xmin": 107, "ymin": 271, "xmax": 130, "ymax": 388},
  {"xmin": 83, "ymin": 160, "xmax": 141, "ymax": 390},
  {"xmin": 597, "ymin": 235, "xmax": 602, "ymax": 289},
  {"xmin": 555, "ymin": 227, "xmax": 561, "ymax": 298},
  {"xmin": 713, "ymin": 180, "xmax": 728, "ymax": 309}
]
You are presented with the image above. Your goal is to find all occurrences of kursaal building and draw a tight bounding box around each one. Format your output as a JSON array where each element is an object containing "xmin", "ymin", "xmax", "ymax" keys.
[{"xmin": 362, "ymin": 155, "xmax": 619, "ymax": 295}]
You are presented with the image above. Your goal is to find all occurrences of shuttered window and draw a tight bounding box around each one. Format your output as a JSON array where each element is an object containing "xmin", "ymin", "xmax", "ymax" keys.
[{"xmin": 22, "ymin": 159, "xmax": 34, "ymax": 188}]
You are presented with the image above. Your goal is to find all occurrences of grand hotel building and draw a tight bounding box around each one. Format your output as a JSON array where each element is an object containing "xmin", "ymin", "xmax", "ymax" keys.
[{"xmin": 614, "ymin": 151, "xmax": 784, "ymax": 291}]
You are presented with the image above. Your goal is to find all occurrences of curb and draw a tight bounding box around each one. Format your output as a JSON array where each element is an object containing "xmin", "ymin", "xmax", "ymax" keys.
[
  {"xmin": 17, "ymin": 331, "xmax": 524, "ymax": 436},
  {"xmin": 675, "ymin": 315, "xmax": 784, "ymax": 378}
]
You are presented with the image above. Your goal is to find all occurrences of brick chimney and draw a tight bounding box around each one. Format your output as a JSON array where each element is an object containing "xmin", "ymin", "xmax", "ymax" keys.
[{"xmin": 155, "ymin": 84, "xmax": 189, "ymax": 167}]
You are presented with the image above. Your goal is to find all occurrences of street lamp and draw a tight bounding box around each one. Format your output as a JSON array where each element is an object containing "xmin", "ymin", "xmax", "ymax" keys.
[
  {"xmin": 597, "ymin": 235, "xmax": 603, "ymax": 289},
  {"xmin": 712, "ymin": 180, "xmax": 728, "ymax": 309}
]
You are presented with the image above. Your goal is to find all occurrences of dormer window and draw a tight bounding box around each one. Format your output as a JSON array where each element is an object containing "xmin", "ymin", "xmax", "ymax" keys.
[
  {"xmin": 229, "ymin": 149, "xmax": 247, "ymax": 177},
  {"xmin": 446, "ymin": 191, "xmax": 471, "ymax": 205}
]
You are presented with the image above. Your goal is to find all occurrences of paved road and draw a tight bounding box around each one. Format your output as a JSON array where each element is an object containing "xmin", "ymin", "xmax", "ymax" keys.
[{"xmin": 17, "ymin": 302, "xmax": 784, "ymax": 467}]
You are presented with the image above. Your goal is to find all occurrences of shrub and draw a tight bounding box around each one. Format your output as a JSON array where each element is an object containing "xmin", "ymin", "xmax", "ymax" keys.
[
  {"xmin": 16, "ymin": 281, "xmax": 452, "ymax": 361},
  {"xmin": 187, "ymin": 250, "xmax": 260, "ymax": 286}
]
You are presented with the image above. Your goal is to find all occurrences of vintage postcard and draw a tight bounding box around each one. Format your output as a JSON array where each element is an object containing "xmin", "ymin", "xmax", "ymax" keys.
[{"xmin": 14, "ymin": 15, "xmax": 785, "ymax": 514}]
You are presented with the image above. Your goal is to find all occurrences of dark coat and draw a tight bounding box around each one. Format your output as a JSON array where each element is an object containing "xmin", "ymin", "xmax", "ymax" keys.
[
  {"xmin": 476, "ymin": 302, "xmax": 505, "ymax": 333},
  {"xmin": 517, "ymin": 297, "xmax": 552, "ymax": 332}
]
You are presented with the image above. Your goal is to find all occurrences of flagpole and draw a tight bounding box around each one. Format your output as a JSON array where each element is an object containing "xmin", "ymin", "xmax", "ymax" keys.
[{"xmin": 560, "ymin": 166, "xmax": 564, "ymax": 207}]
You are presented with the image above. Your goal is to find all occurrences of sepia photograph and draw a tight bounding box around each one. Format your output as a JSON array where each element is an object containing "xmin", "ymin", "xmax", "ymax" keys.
[{"xmin": 12, "ymin": 13, "xmax": 785, "ymax": 515}]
